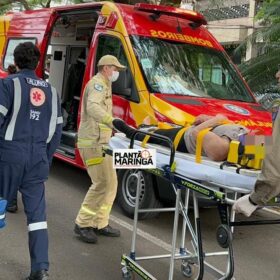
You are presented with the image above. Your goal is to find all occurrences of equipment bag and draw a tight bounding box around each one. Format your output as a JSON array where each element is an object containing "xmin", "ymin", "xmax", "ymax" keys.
[{"xmin": 0, "ymin": 198, "xmax": 7, "ymax": 229}]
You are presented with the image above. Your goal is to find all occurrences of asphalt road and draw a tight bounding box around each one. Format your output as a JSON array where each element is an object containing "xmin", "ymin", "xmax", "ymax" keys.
[{"xmin": 1, "ymin": 159, "xmax": 280, "ymax": 280}]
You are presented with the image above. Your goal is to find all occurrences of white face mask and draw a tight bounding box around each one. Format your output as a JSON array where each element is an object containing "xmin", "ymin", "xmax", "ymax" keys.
[{"xmin": 108, "ymin": 70, "xmax": 119, "ymax": 82}]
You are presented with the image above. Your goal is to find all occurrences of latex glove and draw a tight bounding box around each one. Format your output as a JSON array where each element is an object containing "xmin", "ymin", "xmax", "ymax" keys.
[{"xmin": 232, "ymin": 194, "xmax": 258, "ymax": 217}]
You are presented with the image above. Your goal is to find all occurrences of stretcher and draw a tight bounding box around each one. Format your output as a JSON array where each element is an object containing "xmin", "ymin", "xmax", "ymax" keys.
[{"xmin": 108, "ymin": 131, "xmax": 280, "ymax": 280}]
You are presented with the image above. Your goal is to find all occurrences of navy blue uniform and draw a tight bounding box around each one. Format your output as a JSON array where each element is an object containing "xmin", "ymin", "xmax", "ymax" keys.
[{"xmin": 0, "ymin": 69, "xmax": 62, "ymax": 272}]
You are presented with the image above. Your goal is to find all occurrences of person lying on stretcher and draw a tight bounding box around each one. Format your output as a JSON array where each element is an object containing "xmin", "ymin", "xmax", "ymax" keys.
[{"xmin": 113, "ymin": 114, "xmax": 248, "ymax": 161}]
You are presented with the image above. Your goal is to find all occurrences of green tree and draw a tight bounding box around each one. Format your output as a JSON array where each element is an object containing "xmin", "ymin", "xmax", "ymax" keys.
[
  {"xmin": 238, "ymin": 0, "xmax": 280, "ymax": 94},
  {"xmin": 0, "ymin": 0, "xmax": 52, "ymax": 11}
]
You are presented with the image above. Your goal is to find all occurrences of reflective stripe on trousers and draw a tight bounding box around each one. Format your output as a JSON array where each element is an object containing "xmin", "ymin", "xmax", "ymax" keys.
[
  {"xmin": 28, "ymin": 221, "xmax": 48, "ymax": 232},
  {"xmin": 85, "ymin": 157, "xmax": 104, "ymax": 166},
  {"xmin": 76, "ymin": 149, "xmax": 117, "ymax": 229}
]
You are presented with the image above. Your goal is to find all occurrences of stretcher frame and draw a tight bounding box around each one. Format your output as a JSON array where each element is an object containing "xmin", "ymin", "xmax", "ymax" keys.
[{"xmin": 108, "ymin": 130, "xmax": 280, "ymax": 280}]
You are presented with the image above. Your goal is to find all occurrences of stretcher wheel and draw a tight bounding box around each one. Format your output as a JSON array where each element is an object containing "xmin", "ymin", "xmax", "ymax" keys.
[
  {"xmin": 216, "ymin": 224, "xmax": 232, "ymax": 249},
  {"xmin": 181, "ymin": 261, "xmax": 193, "ymax": 278}
]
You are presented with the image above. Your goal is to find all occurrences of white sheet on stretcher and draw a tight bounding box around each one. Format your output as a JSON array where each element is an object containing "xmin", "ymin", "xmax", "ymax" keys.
[{"xmin": 109, "ymin": 133, "xmax": 261, "ymax": 194}]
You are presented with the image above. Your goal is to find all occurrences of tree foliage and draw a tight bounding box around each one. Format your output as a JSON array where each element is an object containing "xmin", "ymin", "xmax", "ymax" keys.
[
  {"xmin": 0, "ymin": 0, "xmax": 67, "ymax": 13},
  {"xmin": 238, "ymin": 0, "xmax": 280, "ymax": 94}
]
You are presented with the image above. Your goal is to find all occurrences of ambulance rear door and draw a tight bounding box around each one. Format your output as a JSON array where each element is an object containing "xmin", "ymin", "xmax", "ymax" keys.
[{"xmin": 2, "ymin": 9, "xmax": 58, "ymax": 78}]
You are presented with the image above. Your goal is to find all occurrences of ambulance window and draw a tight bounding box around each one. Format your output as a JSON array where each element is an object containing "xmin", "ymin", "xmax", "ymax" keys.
[
  {"xmin": 95, "ymin": 35, "xmax": 139, "ymax": 102},
  {"xmin": 95, "ymin": 36, "xmax": 128, "ymax": 68},
  {"xmin": 131, "ymin": 35, "xmax": 254, "ymax": 102},
  {"xmin": 3, "ymin": 38, "xmax": 36, "ymax": 70}
]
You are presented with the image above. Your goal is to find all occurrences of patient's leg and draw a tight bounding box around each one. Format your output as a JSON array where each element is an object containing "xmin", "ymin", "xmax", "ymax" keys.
[
  {"xmin": 113, "ymin": 119, "xmax": 137, "ymax": 138},
  {"xmin": 113, "ymin": 119, "xmax": 183, "ymax": 150}
]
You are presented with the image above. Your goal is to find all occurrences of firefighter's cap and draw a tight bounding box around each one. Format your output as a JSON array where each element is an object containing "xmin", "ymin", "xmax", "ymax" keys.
[{"xmin": 97, "ymin": 55, "xmax": 126, "ymax": 71}]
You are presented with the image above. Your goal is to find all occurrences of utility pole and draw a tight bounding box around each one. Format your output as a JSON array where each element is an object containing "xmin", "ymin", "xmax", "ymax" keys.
[{"xmin": 245, "ymin": 0, "xmax": 258, "ymax": 61}]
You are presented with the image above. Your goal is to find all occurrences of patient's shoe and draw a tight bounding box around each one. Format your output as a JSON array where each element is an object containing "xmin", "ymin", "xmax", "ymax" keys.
[{"xmin": 113, "ymin": 119, "xmax": 136, "ymax": 138}]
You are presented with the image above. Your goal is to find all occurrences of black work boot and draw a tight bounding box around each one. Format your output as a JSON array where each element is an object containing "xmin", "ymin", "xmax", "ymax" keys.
[
  {"xmin": 26, "ymin": 270, "xmax": 49, "ymax": 280},
  {"xmin": 7, "ymin": 199, "xmax": 18, "ymax": 213},
  {"xmin": 74, "ymin": 224, "xmax": 98, "ymax": 243},
  {"xmin": 95, "ymin": 225, "xmax": 121, "ymax": 237}
]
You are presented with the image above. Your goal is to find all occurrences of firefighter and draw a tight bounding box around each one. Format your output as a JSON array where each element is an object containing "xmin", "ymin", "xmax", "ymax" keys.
[
  {"xmin": 0, "ymin": 42, "xmax": 62, "ymax": 280},
  {"xmin": 233, "ymin": 68, "xmax": 280, "ymax": 217},
  {"xmin": 74, "ymin": 55, "xmax": 126, "ymax": 243}
]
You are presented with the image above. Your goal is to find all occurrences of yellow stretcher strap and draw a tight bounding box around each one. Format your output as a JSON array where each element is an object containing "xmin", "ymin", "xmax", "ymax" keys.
[
  {"xmin": 173, "ymin": 126, "xmax": 190, "ymax": 151},
  {"xmin": 195, "ymin": 128, "xmax": 212, "ymax": 163},
  {"xmin": 141, "ymin": 135, "xmax": 151, "ymax": 148}
]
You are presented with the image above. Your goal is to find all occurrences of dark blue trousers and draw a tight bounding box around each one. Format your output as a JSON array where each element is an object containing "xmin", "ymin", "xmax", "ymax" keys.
[{"xmin": 0, "ymin": 143, "xmax": 49, "ymax": 272}]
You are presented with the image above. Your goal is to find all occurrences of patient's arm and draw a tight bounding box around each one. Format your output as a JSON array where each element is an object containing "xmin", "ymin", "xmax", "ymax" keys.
[
  {"xmin": 191, "ymin": 114, "xmax": 229, "ymax": 161},
  {"xmin": 191, "ymin": 114, "xmax": 228, "ymax": 138},
  {"xmin": 193, "ymin": 114, "xmax": 213, "ymax": 125},
  {"xmin": 202, "ymin": 132, "xmax": 230, "ymax": 161}
]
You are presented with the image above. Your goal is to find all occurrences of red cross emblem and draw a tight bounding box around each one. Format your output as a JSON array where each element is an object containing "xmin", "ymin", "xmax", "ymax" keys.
[{"xmin": 30, "ymin": 88, "xmax": 45, "ymax": 106}]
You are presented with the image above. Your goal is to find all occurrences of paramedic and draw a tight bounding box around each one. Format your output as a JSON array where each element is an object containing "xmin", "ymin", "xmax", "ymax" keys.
[
  {"xmin": 233, "ymin": 68, "xmax": 280, "ymax": 217},
  {"xmin": 0, "ymin": 42, "xmax": 62, "ymax": 280},
  {"xmin": 113, "ymin": 114, "xmax": 248, "ymax": 162},
  {"xmin": 6, "ymin": 64, "xmax": 19, "ymax": 213},
  {"xmin": 74, "ymin": 55, "xmax": 126, "ymax": 243}
]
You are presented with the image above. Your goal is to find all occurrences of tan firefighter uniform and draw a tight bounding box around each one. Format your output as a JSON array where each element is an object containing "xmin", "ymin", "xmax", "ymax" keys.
[
  {"xmin": 250, "ymin": 103, "xmax": 280, "ymax": 205},
  {"xmin": 76, "ymin": 55, "xmax": 125, "ymax": 229}
]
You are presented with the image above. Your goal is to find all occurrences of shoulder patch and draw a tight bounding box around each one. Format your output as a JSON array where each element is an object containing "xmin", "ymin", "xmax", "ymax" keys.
[{"xmin": 94, "ymin": 84, "xmax": 103, "ymax": 92}]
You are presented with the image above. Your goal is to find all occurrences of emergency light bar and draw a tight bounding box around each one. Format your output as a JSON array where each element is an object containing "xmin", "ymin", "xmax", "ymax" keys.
[{"xmin": 134, "ymin": 3, "xmax": 207, "ymax": 26}]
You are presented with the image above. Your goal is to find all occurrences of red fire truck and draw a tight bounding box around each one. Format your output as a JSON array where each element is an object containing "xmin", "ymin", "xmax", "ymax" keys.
[{"xmin": 0, "ymin": 2, "xmax": 272, "ymax": 218}]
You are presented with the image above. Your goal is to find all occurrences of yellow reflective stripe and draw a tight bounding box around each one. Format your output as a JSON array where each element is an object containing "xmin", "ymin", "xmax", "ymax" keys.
[
  {"xmin": 81, "ymin": 206, "xmax": 97, "ymax": 216},
  {"xmin": 195, "ymin": 128, "xmax": 212, "ymax": 163},
  {"xmin": 77, "ymin": 138, "xmax": 94, "ymax": 148},
  {"xmin": 102, "ymin": 114, "xmax": 113, "ymax": 125},
  {"xmin": 173, "ymin": 126, "xmax": 190, "ymax": 151},
  {"xmin": 99, "ymin": 123, "xmax": 112, "ymax": 131},
  {"xmin": 100, "ymin": 204, "xmax": 112, "ymax": 212},
  {"xmin": 141, "ymin": 135, "xmax": 151, "ymax": 148},
  {"xmin": 85, "ymin": 157, "xmax": 104, "ymax": 166}
]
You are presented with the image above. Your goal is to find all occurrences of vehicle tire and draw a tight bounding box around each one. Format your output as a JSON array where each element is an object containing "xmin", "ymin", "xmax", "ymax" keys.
[{"xmin": 117, "ymin": 169, "xmax": 162, "ymax": 220}]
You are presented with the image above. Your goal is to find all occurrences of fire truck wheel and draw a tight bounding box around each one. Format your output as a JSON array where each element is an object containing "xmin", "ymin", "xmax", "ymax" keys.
[{"xmin": 117, "ymin": 169, "xmax": 162, "ymax": 220}]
